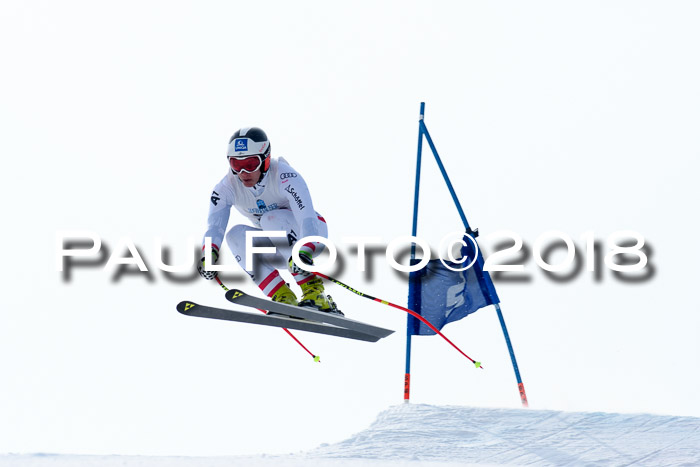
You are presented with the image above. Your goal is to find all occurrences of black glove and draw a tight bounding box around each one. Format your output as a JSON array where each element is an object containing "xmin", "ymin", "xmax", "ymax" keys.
[
  {"xmin": 198, "ymin": 246, "xmax": 219, "ymax": 280},
  {"xmin": 288, "ymin": 250, "xmax": 313, "ymax": 277}
]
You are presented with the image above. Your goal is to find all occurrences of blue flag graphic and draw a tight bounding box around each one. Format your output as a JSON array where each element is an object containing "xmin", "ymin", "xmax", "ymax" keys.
[{"xmin": 407, "ymin": 236, "xmax": 499, "ymax": 336}]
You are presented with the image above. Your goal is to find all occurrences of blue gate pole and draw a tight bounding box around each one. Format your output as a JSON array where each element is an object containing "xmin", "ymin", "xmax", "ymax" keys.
[
  {"xmin": 405, "ymin": 102, "xmax": 425, "ymax": 403},
  {"xmin": 495, "ymin": 303, "xmax": 528, "ymax": 406},
  {"xmin": 419, "ymin": 116, "xmax": 529, "ymax": 407}
]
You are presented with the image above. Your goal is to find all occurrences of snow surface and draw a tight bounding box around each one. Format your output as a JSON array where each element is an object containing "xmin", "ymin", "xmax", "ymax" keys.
[
  {"xmin": 5, "ymin": 0, "xmax": 700, "ymax": 459},
  {"xmin": 3, "ymin": 403, "xmax": 699, "ymax": 466}
]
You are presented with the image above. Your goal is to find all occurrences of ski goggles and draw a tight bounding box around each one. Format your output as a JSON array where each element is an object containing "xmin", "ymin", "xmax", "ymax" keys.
[{"xmin": 229, "ymin": 155, "xmax": 263, "ymax": 174}]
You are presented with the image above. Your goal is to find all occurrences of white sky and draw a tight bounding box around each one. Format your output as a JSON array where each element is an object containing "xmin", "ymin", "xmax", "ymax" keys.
[{"xmin": 1, "ymin": 0, "xmax": 699, "ymax": 457}]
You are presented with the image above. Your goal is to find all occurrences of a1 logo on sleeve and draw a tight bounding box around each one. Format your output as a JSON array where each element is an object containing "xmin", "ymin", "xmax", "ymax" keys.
[
  {"xmin": 234, "ymin": 139, "xmax": 248, "ymax": 151},
  {"xmin": 211, "ymin": 190, "xmax": 220, "ymax": 206}
]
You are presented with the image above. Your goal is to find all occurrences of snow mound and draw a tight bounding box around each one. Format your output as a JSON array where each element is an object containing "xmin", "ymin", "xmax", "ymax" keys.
[
  {"xmin": 2, "ymin": 404, "xmax": 699, "ymax": 466},
  {"xmin": 300, "ymin": 403, "xmax": 700, "ymax": 466}
]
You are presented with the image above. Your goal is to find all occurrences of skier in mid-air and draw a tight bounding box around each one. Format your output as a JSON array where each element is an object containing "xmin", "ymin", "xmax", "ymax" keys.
[{"xmin": 197, "ymin": 127, "xmax": 342, "ymax": 315}]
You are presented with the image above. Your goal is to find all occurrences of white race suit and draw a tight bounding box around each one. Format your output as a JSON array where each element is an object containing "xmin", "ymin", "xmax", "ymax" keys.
[{"xmin": 202, "ymin": 157, "xmax": 328, "ymax": 297}]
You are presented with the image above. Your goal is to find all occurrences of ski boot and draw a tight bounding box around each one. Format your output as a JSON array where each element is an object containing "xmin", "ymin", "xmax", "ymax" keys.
[
  {"xmin": 299, "ymin": 277, "xmax": 344, "ymax": 316},
  {"xmin": 268, "ymin": 283, "xmax": 300, "ymax": 318}
]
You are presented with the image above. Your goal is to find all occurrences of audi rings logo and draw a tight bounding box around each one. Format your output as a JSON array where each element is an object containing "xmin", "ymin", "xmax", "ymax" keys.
[{"xmin": 280, "ymin": 173, "xmax": 298, "ymax": 179}]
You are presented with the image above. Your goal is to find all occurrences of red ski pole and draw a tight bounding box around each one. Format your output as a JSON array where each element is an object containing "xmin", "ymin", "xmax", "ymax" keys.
[
  {"xmin": 315, "ymin": 273, "xmax": 483, "ymax": 369},
  {"xmin": 215, "ymin": 277, "xmax": 320, "ymax": 362}
]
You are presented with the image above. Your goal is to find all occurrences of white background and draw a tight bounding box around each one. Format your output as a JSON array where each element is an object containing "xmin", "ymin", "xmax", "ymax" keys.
[{"xmin": 1, "ymin": 0, "xmax": 699, "ymax": 457}]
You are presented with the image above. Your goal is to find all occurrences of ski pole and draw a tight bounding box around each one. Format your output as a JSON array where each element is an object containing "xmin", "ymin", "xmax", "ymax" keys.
[
  {"xmin": 315, "ymin": 272, "xmax": 483, "ymax": 369},
  {"xmin": 215, "ymin": 277, "xmax": 320, "ymax": 363}
]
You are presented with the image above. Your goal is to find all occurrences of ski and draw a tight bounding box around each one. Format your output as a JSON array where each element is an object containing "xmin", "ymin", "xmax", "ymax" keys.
[
  {"xmin": 176, "ymin": 301, "xmax": 383, "ymax": 342},
  {"xmin": 224, "ymin": 289, "xmax": 394, "ymax": 339}
]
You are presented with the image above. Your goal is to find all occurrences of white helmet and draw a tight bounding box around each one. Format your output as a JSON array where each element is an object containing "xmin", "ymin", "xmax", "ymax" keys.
[{"xmin": 227, "ymin": 127, "xmax": 271, "ymax": 158}]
